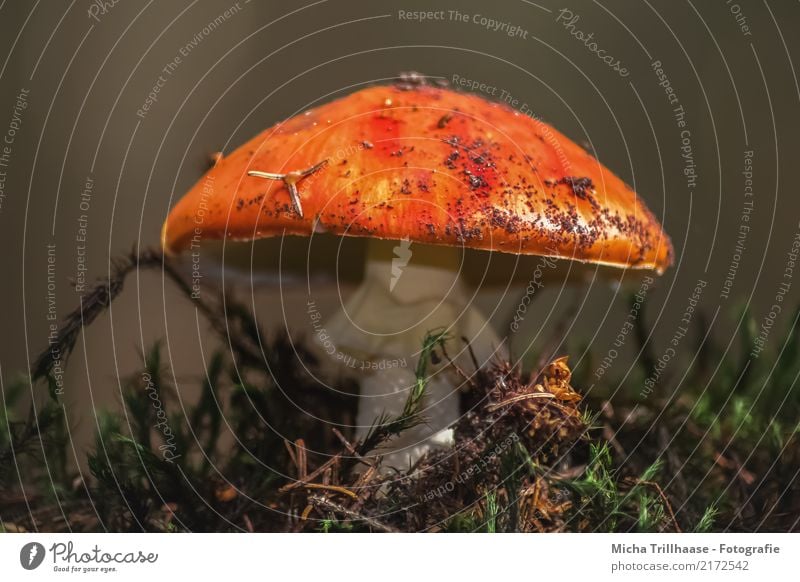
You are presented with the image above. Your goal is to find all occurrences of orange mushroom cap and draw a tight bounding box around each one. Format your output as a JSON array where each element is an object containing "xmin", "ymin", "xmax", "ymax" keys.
[{"xmin": 162, "ymin": 82, "xmax": 673, "ymax": 274}]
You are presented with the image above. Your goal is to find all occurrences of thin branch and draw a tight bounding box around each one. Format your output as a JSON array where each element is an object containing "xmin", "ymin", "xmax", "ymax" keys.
[
  {"xmin": 308, "ymin": 495, "xmax": 398, "ymax": 532},
  {"xmin": 635, "ymin": 479, "xmax": 682, "ymax": 533}
]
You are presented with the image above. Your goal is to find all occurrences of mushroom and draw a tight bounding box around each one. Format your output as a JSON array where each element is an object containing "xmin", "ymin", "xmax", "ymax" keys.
[{"xmin": 162, "ymin": 79, "xmax": 672, "ymax": 471}]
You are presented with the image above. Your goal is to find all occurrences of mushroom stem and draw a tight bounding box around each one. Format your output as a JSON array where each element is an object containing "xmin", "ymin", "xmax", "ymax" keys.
[{"xmin": 321, "ymin": 239, "xmax": 505, "ymax": 472}]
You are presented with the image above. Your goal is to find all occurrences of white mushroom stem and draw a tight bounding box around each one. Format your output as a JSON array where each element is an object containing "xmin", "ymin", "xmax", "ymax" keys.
[{"xmin": 322, "ymin": 239, "xmax": 506, "ymax": 472}]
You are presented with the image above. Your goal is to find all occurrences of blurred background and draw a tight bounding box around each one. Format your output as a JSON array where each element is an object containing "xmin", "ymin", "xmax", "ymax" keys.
[{"xmin": 0, "ymin": 0, "xmax": 798, "ymax": 467}]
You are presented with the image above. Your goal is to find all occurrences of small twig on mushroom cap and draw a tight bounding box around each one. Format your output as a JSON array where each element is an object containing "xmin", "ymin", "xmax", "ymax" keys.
[{"xmin": 247, "ymin": 159, "xmax": 328, "ymax": 218}]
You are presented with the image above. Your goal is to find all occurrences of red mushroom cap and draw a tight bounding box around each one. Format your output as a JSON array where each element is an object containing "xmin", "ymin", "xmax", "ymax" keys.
[{"xmin": 162, "ymin": 83, "xmax": 673, "ymax": 274}]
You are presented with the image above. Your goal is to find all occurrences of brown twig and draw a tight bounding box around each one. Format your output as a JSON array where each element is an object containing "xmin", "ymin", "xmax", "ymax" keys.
[
  {"xmin": 279, "ymin": 453, "xmax": 342, "ymax": 493},
  {"xmin": 486, "ymin": 392, "xmax": 556, "ymax": 411},
  {"xmin": 301, "ymin": 483, "xmax": 358, "ymax": 500},
  {"xmin": 635, "ymin": 479, "xmax": 682, "ymax": 533},
  {"xmin": 308, "ymin": 495, "xmax": 398, "ymax": 532},
  {"xmin": 331, "ymin": 427, "xmax": 374, "ymax": 468},
  {"xmin": 31, "ymin": 248, "xmax": 164, "ymax": 381},
  {"xmin": 300, "ymin": 504, "xmax": 314, "ymax": 521},
  {"xmin": 439, "ymin": 339, "xmax": 478, "ymax": 388},
  {"xmin": 283, "ymin": 440, "xmax": 298, "ymax": 468},
  {"xmin": 294, "ymin": 439, "xmax": 308, "ymax": 480}
]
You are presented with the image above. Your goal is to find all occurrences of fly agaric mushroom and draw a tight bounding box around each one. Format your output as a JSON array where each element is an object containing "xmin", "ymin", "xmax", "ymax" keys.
[{"xmin": 162, "ymin": 78, "xmax": 672, "ymax": 470}]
